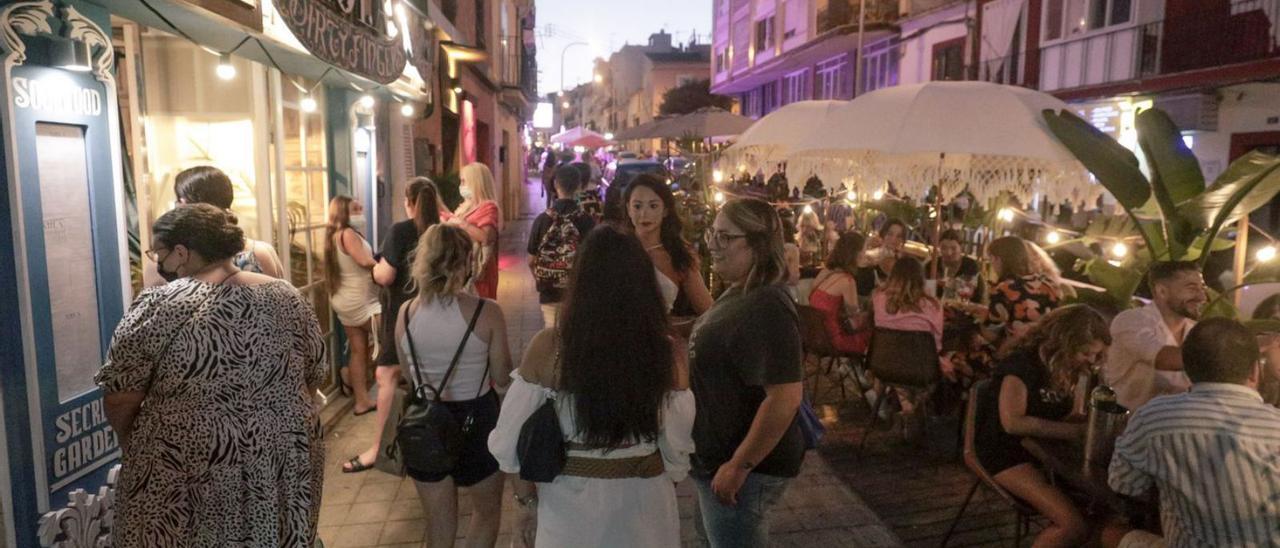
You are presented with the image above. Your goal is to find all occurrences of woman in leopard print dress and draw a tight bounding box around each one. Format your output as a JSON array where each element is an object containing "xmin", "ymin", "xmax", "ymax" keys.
[{"xmin": 97, "ymin": 204, "xmax": 326, "ymax": 546}]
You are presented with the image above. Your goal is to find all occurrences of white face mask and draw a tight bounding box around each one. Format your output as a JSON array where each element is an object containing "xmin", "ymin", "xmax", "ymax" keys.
[
  {"xmin": 459, "ymin": 186, "xmax": 474, "ymax": 200},
  {"xmin": 349, "ymin": 214, "xmax": 367, "ymax": 231}
]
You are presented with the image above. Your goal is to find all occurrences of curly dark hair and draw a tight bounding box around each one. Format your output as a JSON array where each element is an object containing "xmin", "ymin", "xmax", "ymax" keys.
[
  {"xmin": 624, "ymin": 173, "xmax": 695, "ymax": 273},
  {"xmin": 558, "ymin": 225, "xmax": 672, "ymax": 449},
  {"xmin": 998, "ymin": 304, "xmax": 1111, "ymax": 392},
  {"xmin": 152, "ymin": 203, "xmax": 244, "ymax": 263}
]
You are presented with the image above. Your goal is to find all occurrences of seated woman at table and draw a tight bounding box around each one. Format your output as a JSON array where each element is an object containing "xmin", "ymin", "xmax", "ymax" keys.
[
  {"xmin": 871, "ymin": 257, "xmax": 944, "ymax": 441},
  {"xmin": 974, "ymin": 304, "xmax": 1110, "ymax": 548},
  {"xmin": 809, "ymin": 232, "xmax": 871, "ymax": 354},
  {"xmin": 982, "ymin": 236, "xmax": 1062, "ymax": 346},
  {"xmin": 855, "ymin": 218, "xmax": 910, "ymax": 296},
  {"xmin": 1025, "ymin": 240, "xmax": 1076, "ymax": 301}
]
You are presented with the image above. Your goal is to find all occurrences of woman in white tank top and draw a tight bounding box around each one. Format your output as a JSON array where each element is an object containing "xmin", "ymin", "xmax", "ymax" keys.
[
  {"xmin": 395, "ymin": 223, "xmax": 513, "ymax": 548},
  {"xmin": 324, "ymin": 196, "xmax": 382, "ymax": 415}
]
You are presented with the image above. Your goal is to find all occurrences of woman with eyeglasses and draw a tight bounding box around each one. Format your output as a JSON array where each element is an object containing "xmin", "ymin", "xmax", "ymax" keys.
[{"xmin": 690, "ymin": 197, "xmax": 804, "ymax": 547}]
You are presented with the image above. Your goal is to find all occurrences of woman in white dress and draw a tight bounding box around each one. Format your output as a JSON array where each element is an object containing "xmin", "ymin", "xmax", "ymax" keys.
[
  {"xmin": 488, "ymin": 225, "xmax": 695, "ymax": 548},
  {"xmin": 624, "ymin": 173, "xmax": 713, "ymax": 320},
  {"xmin": 325, "ymin": 196, "xmax": 381, "ymax": 414}
]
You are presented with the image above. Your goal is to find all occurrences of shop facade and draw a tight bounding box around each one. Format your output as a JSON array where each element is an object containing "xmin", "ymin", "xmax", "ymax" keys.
[{"xmin": 0, "ymin": 0, "xmax": 434, "ymax": 545}]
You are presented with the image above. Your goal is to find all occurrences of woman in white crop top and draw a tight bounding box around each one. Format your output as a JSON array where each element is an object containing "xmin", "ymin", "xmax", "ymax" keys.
[{"xmin": 395, "ymin": 224, "xmax": 512, "ymax": 548}]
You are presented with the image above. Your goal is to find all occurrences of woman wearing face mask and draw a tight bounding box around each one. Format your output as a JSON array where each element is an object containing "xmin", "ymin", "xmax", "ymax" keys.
[
  {"xmin": 99, "ymin": 204, "xmax": 325, "ymax": 545},
  {"xmin": 146, "ymin": 165, "xmax": 285, "ymax": 285},
  {"xmin": 624, "ymin": 173, "xmax": 713, "ymax": 318},
  {"xmin": 691, "ymin": 197, "xmax": 804, "ymax": 547},
  {"xmin": 325, "ymin": 196, "xmax": 381, "ymax": 415},
  {"xmin": 343, "ymin": 177, "xmax": 442, "ymax": 473},
  {"xmin": 443, "ymin": 163, "xmax": 502, "ymax": 299}
]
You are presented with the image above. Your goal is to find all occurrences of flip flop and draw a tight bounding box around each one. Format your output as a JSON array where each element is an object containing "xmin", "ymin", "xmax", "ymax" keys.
[
  {"xmin": 342, "ymin": 457, "xmax": 374, "ymax": 474},
  {"xmin": 353, "ymin": 406, "xmax": 375, "ymax": 416}
]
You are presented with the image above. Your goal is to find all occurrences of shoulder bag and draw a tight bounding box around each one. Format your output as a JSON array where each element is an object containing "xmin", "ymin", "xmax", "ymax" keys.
[
  {"xmin": 391, "ymin": 298, "xmax": 486, "ymax": 477},
  {"xmin": 515, "ymin": 346, "xmax": 567, "ymax": 482}
]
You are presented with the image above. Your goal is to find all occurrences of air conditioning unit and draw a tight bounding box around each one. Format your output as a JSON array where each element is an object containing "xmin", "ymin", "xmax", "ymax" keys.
[{"xmin": 1153, "ymin": 92, "xmax": 1219, "ymax": 132}]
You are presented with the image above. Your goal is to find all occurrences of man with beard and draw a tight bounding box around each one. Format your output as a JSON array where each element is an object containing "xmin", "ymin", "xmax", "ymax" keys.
[{"xmin": 1103, "ymin": 261, "xmax": 1208, "ymax": 410}]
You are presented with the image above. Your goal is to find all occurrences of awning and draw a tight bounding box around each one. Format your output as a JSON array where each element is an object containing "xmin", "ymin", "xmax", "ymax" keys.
[{"xmin": 109, "ymin": 0, "xmax": 427, "ymax": 100}]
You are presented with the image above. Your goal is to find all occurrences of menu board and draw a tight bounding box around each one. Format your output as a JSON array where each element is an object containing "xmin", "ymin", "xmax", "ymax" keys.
[{"xmin": 35, "ymin": 122, "xmax": 103, "ymax": 402}]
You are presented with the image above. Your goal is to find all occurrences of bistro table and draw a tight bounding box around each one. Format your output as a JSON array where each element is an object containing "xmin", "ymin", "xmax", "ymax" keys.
[{"xmin": 1021, "ymin": 438, "xmax": 1160, "ymax": 530}]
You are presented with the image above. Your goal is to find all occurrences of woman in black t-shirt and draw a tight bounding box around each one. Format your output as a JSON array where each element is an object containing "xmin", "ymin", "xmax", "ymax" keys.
[
  {"xmin": 342, "ymin": 177, "xmax": 441, "ymax": 473},
  {"xmin": 973, "ymin": 304, "xmax": 1111, "ymax": 547},
  {"xmin": 689, "ymin": 197, "xmax": 804, "ymax": 547}
]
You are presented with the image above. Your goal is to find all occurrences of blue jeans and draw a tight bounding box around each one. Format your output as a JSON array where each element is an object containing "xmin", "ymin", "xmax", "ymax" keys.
[{"xmin": 692, "ymin": 472, "xmax": 791, "ymax": 548}]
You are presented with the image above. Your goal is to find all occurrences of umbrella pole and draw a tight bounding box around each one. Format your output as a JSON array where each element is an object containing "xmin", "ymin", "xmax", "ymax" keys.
[{"xmin": 930, "ymin": 153, "xmax": 945, "ymax": 281}]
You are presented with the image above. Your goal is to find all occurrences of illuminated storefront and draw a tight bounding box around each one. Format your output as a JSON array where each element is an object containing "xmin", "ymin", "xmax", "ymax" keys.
[{"xmin": 0, "ymin": 0, "xmax": 431, "ymax": 545}]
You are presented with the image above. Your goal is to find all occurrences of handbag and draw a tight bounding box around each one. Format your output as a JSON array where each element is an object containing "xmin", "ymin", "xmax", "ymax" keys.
[
  {"xmin": 374, "ymin": 386, "xmax": 408, "ymax": 477},
  {"xmin": 797, "ymin": 397, "xmax": 825, "ymax": 450},
  {"xmin": 515, "ymin": 349, "xmax": 567, "ymax": 482},
  {"xmin": 390, "ymin": 298, "xmax": 487, "ymax": 477}
]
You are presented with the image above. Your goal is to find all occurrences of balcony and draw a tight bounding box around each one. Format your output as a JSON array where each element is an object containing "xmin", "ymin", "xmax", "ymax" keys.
[
  {"xmin": 815, "ymin": 0, "xmax": 898, "ymax": 36},
  {"xmin": 1039, "ymin": 0, "xmax": 1280, "ymax": 93}
]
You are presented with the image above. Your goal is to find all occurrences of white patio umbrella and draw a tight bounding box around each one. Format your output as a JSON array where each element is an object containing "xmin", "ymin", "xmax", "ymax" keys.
[
  {"xmin": 550, "ymin": 126, "xmax": 612, "ymax": 149},
  {"xmin": 615, "ymin": 108, "xmax": 756, "ymax": 141},
  {"xmin": 721, "ymin": 101, "xmax": 846, "ymax": 170},
  {"xmin": 724, "ymin": 82, "xmax": 1095, "ymax": 207}
]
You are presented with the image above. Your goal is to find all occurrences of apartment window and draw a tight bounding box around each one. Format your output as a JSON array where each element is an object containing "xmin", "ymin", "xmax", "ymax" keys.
[
  {"xmin": 755, "ymin": 17, "xmax": 775, "ymax": 53},
  {"xmin": 744, "ymin": 89, "xmax": 764, "ymax": 117},
  {"xmin": 762, "ymin": 81, "xmax": 780, "ymax": 114},
  {"xmin": 716, "ymin": 50, "xmax": 727, "ymax": 73},
  {"xmin": 677, "ymin": 74, "xmax": 698, "ymax": 87},
  {"xmin": 861, "ymin": 40, "xmax": 898, "ymax": 94},
  {"xmin": 1044, "ymin": 0, "xmax": 1131, "ymax": 41},
  {"xmin": 782, "ymin": 69, "xmax": 808, "ymax": 104},
  {"xmin": 815, "ymin": 55, "xmax": 848, "ymax": 100},
  {"xmin": 932, "ymin": 38, "xmax": 965, "ymax": 81}
]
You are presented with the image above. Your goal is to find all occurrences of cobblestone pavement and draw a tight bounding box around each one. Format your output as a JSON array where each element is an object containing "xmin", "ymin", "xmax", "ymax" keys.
[{"xmin": 317, "ymin": 176, "xmax": 902, "ymax": 547}]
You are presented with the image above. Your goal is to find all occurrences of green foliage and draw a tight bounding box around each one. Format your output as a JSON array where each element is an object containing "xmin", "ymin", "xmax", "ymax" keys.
[
  {"xmin": 659, "ymin": 79, "xmax": 733, "ymax": 116},
  {"xmin": 1044, "ymin": 108, "xmax": 1280, "ymax": 311}
]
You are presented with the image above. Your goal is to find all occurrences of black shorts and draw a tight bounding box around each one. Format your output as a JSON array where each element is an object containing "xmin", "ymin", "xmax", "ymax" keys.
[
  {"xmin": 375, "ymin": 295, "xmax": 408, "ymax": 366},
  {"xmin": 406, "ymin": 391, "xmax": 500, "ymax": 487}
]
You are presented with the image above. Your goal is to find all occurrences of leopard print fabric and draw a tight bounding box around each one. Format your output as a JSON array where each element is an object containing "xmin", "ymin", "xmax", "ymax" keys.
[{"xmin": 95, "ymin": 278, "xmax": 326, "ymax": 547}]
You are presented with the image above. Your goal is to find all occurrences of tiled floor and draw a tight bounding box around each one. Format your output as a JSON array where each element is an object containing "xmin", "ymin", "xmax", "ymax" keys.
[{"xmin": 317, "ymin": 175, "xmax": 902, "ymax": 547}]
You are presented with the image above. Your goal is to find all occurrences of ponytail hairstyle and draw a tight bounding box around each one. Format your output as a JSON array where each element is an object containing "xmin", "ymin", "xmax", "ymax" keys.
[
  {"xmin": 410, "ymin": 224, "xmax": 474, "ymax": 303},
  {"xmin": 324, "ymin": 196, "xmax": 354, "ymax": 295},
  {"xmin": 405, "ymin": 177, "xmax": 441, "ymax": 233},
  {"xmin": 174, "ymin": 165, "xmax": 239, "ymax": 225},
  {"xmin": 719, "ymin": 197, "xmax": 787, "ymax": 291}
]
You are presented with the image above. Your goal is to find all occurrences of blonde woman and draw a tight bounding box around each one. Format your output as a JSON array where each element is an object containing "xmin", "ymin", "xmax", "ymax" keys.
[
  {"xmin": 444, "ymin": 163, "xmax": 502, "ymax": 299},
  {"xmin": 325, "ymin": 196, "xmax": 381, "ymax": 415},
  {"xmin": 396, "ymin": 224, "xmax": 512, "ymax": 547}
]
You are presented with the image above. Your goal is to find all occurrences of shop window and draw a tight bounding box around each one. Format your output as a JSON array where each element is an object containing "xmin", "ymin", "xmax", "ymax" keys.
[{"xmin": 279, "ymin": 79, "xmax": 332, "ymax": 359}]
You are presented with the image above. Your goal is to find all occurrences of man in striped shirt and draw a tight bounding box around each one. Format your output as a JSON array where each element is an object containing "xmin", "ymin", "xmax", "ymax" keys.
[{"xmin": 1107, "ymin": 317, "xmax": 1280, "ymax": 547}]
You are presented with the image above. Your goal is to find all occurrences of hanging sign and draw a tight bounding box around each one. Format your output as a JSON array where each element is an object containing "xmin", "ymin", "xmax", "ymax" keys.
[{"xmin": 273, "ymin": 0, "xmax": 407, "ymax": 84}]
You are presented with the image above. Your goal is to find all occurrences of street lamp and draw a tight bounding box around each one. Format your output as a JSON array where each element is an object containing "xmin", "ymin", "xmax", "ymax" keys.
[{"xmin": 559, "ymin": 41, "xmax": 590, "ymax": 96}]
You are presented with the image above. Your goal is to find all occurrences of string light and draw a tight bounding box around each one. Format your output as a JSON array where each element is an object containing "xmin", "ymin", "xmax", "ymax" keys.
[
  {"xmin": 1045, "ymin": 230, "xmax": 1061, "ymax": 245},
  {"xmin": 846, "ymin": 190, "xmax": 856, "ymax": 202},
  {"xmin": 872, "ymin": 190, "xmax": 884, "ymax": 201},
  {"xmin": 712, "ymin": 169, "xmax": 724, "ymax": 183},
  {"xmin": 300, "ymin": 95, "xmax": 317, "ymax": 113},
  {"xmin": 1111, "ymin": 241, "xmax": 1129, "ymax": 259},
  {"xmin": 802, "ymin": 205, "xmax": 813, "ymax": 214},
  {"xmin": 1257, "ymin": 245, "xmax": 1277, "ymax": 263},
  {"xmin": 997, "ymin": 208, "xmax": 1016, "ymax": 222},
  {"xmin": 359, "ymin": 94, "xmax": 375, "ymax": 108},
  {"xmin": 714, "ymin": 191, "xmax": 725, "ymax": 204},
  {"xmin": 216, "ymin": 53, "xmax": 236, "ymax": 80},
  {"xmin": 400, "ymin": 102, "xmax": 415, "ymax": 117}
]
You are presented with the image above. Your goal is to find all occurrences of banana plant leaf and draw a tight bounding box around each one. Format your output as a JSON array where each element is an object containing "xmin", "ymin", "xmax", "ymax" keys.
[
  {"xmin": 1084, "ymin": 258, "xmax": 1144, "ymax": 306},
  {"xmin": 1043, "ymin": 109, "xmax": 1150, "ymax": 210},
  {"xmin": 1176, "ymin": 151, "xmax": 1280, "ymax": 229},
  {"xmin": 1135, "ymin": 109, "xmax": 1204, "ymax": 259},
  {"xmin": 1244, "ymin": 261, "xmax": 1280, "ymax": 284},
  {"xmin": 1201, "ymin": 287, "xmax": 1239, "ymax": 320}
]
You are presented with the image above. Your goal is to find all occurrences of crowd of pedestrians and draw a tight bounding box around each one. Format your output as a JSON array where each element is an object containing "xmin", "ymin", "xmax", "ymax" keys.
[{"xmin": 95, "ymin": 162, "xmax": 1280, "ymax": 548}]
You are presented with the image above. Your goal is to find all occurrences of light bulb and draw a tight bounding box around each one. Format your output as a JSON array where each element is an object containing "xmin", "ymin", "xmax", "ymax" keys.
[
  {"xmin": 1111, "ymin": 241, "xmax": 1129, "ymax": 259},
  {"xmin": 1257, "ymin": 245, "xmax": 1277, "ymax": 263},
  {"xmin": 998, "ymin": 208, "xmax": 1016, "ymax": 222},
  {"xmin": 359, "ymin": 94, "xmax": 375, "ymax": 108},
  {"xmin": 803, "ymin": 205, "xmax": 814, "ymax": 215},
  {"xmin": 400, "ymin": 103, "xmax": 415, "ymax": 117},
  {"xmin": 872, "ymin": 190, "xmax": 884, "ymax": 201},
  {"xmin": 604, "ymin": 132, "xmax": 614, "ymax": 140},
  {"xmin": 1045, "ymin": 230, "xmax": 1061, "ymax": 245},
  {"xmin": 300, "ymin": 95, "xmax": 317, "ymax": 113},
  {"xmin": 593, "ymin": 73, "xmax": 603, "ymax": 84},
  {"xmin": 562, "ymin": 101, "xmax": 570, "ymax": 109},
  {"xmin": 714, "ymin": 191, "xmax": 725, "ymax": 204},
  {"xmin": 216, "ymin": 54, "xmax": 236, "ymax": 80},
  {"xmin": 846, "ymin": 190, "xmax": 856, "ymax": 201},
  {"xmin": 666, "ymin": 178, "xmax": 673, "ymax": 185},
  {"xmin": 453, "ymin": 85, "xmax": 464, "ymax": 95},
  {"xmin": 712, "ymin": 169, "xmax": 724, "ymax": 183}
]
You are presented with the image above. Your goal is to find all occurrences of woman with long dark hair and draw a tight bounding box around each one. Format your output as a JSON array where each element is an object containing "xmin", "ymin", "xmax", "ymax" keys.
[
  {"xmin": 489, "ymin": 225, "xmax": 695, "ymax": 547},
  {"xmin": 809, "ymin": 231, "xmax": 870, "ymax": 354},
  {"xmin": 624, "ymin": 173, "xmax": 713, "ymax": 315},
  {"xmin": 343, "ymin": 177, "xmax": 442, "ymax": 473},
  {"xmin": 974, "ymin": 304, "xmax": 1109, "ymax": 547},
  {"xmin": 325, "ymin": 196, "xmax": 381, "ymax": 414},
  {"xmin": 691, "ymin": 197, "xmax": 804, "ymax": 547}
]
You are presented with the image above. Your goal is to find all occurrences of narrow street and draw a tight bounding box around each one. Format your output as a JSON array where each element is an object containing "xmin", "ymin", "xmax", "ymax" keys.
[{"xmin": 314, "ymin": 176, "xmax": 902, "ymax": 547}]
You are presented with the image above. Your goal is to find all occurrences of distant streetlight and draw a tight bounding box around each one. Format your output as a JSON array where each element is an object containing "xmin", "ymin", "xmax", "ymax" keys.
[
  {"xmin": 560, "ymin": 41, "xmax": 590, "ymax": 96},
  {"xmin": 1111, "ymin": 241, "xmax": 1129, "ymax": 259},
  {"xmin": 562, "ymin": 101, "xmax": 570, "ymax": 109},
  {"xmin": 1045, "ymin": 230, "xmax": 1062, "ymax": 245},
  {"xmin": 593, "ymin": 72, "xmax": 603, "ymax": 84},
  {"xmin": 1257, "ymin": 245, "xmax": 1277, "ymax": 263},
  {"xmin": 997, "ymin": 207, "xmax": 1015, "ymax": 223}
]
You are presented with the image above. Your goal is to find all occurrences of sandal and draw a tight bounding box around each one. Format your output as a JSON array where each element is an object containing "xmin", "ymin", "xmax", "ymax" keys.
[
  {"xmin": 353, "ymin": 405, "xmax": 375, "ymax": 416},
  {"xmin": 342, "ymin": 456, "xmax": 374, "ymax": 474}
]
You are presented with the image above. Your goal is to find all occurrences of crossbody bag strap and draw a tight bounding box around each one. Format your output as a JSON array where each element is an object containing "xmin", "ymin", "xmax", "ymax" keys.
[{"xmin": 436, "ymin": 300, "xmax": 484, "ymax": 400}]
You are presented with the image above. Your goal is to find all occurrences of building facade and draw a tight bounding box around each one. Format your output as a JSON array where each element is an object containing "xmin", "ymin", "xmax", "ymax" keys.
[{"xmin": 0, "ymin": 0, "xmax": 535, "ymax": 545}]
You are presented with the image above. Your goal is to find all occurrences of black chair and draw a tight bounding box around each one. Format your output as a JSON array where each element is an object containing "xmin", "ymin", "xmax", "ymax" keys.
[
  {"xmin": 857, "ymin": 327, "xmax": 940, "ymax": 451},
  {"xmin": 796, "ymin": 305, "xmax": 866, "ymax": 404},
  {"xmin": 940, "ymin": 379, "xmax": 1040, "ymax": 547}
]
